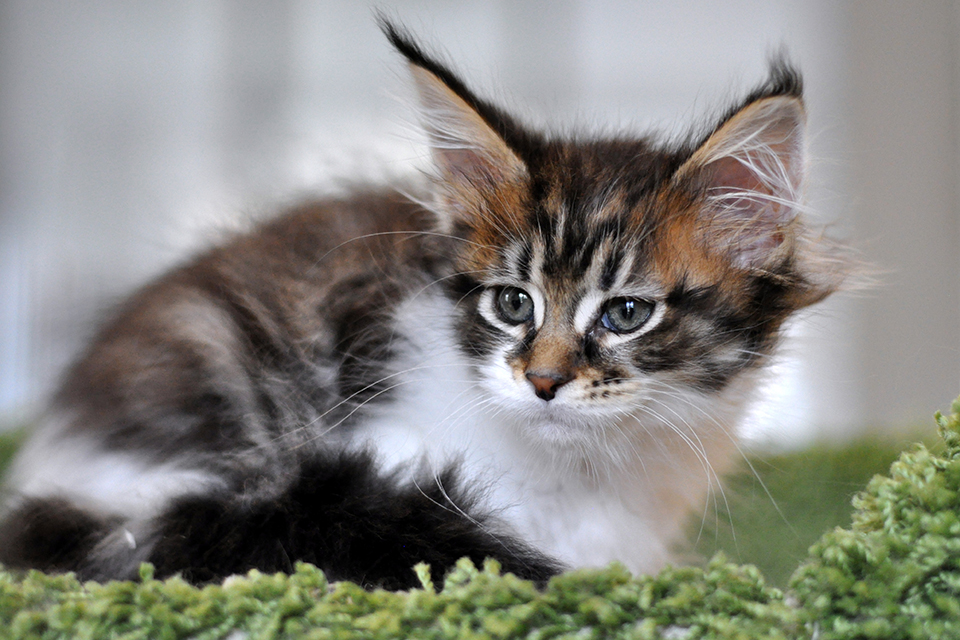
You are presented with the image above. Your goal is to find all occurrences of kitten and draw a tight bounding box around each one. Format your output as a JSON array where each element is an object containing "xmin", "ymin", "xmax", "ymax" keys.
[{"xmin": 0, "ymin": 21, "xmax": 846, "ymax": 590}]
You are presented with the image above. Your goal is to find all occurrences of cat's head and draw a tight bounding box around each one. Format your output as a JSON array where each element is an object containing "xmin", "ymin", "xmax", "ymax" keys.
[{"xmin": 384, "ymin": 22, "xmax": 848, "ymax": 450}]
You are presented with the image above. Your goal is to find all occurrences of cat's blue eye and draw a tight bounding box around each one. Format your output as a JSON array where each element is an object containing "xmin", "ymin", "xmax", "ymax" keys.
[
  {"xmin": 496, "ymin": 287, "xmax": 534, "ymax": 324},
  {"xmin": 600, "ymin": 298, "xmax": 654, "ymax": 334}
]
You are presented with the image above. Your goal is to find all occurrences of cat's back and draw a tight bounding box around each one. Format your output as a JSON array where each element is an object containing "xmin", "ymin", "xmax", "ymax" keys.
[
  {"xmin": 6, "ymin": 186, "xmax": 439, "ymax": 512},
  {"xmin": 176, "ymin": 186, "xmax": 437, "ymax": 311}
]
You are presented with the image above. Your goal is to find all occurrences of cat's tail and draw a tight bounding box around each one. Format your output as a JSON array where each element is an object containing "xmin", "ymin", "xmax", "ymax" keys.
[{"xmin": 0, "ymin": 450, "xmax": 563, "ymax": 589}]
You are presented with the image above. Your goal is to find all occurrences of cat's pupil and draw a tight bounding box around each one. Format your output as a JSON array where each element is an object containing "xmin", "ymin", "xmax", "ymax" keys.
[
  {"xmin": 496, "ymin": 287, "xmax": 534, "ymax": 324},
  {"xmin": 600, "ymin": 298, "xmax": 654, "ymax": 333}
]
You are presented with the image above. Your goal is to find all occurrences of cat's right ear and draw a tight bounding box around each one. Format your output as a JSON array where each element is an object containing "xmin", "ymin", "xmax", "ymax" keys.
[
  {"xmin": 406, "ymin": 64, "xmax": 528, "ymax": 190},
  {"xmin": 381, "ymin": 19, "xmax": 528, "ymax": 210}
]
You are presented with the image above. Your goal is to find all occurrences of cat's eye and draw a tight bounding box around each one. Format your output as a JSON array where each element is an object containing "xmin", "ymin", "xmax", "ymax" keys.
[
  {"xmin": 496, "ymin": 287, "xmax": 534, "ymax": 324},
  {"xmin": 600, "ymin": 297, "xmax": 654, "ymax": 334}
]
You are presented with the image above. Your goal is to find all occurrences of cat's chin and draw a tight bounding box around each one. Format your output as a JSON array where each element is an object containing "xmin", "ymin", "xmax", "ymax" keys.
[
  {"xmin": 521, "ymin": 419, "xmax": 595, "ymax": 447},
  {"xmin": 506, "ymin": 401, "xmax": 623, "ymax": 451}
]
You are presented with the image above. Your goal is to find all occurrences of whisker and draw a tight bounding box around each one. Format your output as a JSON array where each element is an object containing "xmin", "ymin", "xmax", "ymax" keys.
[
  {"xmin": 272, "ymin": 360, "xmax": 482, "ymax": 448},
  {"xmin": 641, "ymin": 378, "xmax": 800, "ymax": 542}
]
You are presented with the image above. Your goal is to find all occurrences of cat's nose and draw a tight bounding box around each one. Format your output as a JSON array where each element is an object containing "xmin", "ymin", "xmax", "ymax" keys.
[{"xmin": 525, "ymin": 370, "xmax": 573, "ymax": 401}]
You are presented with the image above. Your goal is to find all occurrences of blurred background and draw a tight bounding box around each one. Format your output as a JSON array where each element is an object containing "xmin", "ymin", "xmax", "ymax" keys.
[{"xmin": 1, "ymin": 0, "xmax": 958, "ymax": 448}]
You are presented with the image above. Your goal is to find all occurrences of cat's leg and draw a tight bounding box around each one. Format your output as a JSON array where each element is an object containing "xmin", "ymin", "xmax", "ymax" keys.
[
  {"xmin": 0, "ymin": 492, "xmax": 203, "ymax": 581},
  {"xmin": 0, "ymin": 496, "xmax": 128, "ymax": 577},
  {"xmin": 146, "ymin": 449, "xmax": 563, "ymax": 589}
]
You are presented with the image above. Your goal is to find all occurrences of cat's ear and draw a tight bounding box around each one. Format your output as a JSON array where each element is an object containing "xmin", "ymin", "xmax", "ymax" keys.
[
  {"xmin": 380, "ymin": 19, "xmax": 528, "ymax": 194},
  {"xmin": 677, "ymin": 93, "xmax": 807, "ymax": 270},
  {"xmin": 407, "ymin": 64, "xmax": 528, "ymax": 188}
]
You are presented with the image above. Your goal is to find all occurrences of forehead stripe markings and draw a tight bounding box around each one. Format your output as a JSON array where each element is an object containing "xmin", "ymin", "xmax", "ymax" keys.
[
  {"xmin": 553, "ymin": 201, "xmax": 567, "ymax": 256},
  {"xmin": 613, "ymin": 245, "xmax": 637, "ymax": 291},
  {"xmin": 572, "ymin": 240, "xmax": 615, "ymax": 334},
  {"xmin": 599, "ymin": 247, "xmax": 619, "ymax": 291}
]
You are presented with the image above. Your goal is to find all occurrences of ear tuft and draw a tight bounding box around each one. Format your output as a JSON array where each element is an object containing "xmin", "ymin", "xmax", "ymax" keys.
[{"xmin": 678, "ymin": 95, "xmax": 807, "ymax": 270}]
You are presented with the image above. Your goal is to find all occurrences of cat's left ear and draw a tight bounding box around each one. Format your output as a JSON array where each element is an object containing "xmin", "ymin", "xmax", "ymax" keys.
[{"xmin": 676, "ymin": 94, "xmax": 807, "ymax": 270}]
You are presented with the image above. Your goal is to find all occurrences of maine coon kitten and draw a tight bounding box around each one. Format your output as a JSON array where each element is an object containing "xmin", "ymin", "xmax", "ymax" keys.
[{"xmin": 0, "ymin": 21, "xmax": 846, "ymax": 589}]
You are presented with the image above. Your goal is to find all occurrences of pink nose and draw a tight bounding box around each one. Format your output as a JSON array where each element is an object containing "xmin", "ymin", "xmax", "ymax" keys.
[{"xmin": 525, "ymin": 370, "xmax": 573, "ymax": 401}]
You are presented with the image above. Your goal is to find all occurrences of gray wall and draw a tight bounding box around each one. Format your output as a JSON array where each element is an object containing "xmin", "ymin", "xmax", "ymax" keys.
[
  {"xmin": 1, "ymin": 0, "xmax": 958, "ymax": 446},
  {"xmin": 846, "ymin": 2, "xmax": 960, "ymax": 435}
]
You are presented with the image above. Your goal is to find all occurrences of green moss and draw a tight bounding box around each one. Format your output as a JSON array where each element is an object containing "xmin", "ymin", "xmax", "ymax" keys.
[
  {"xmin": 0, "ymin": 558, "xmax": 797, "ymax": 639},
  {"xmin": 790, "ymin": 398, "xmax": 960, "ymax": 639}
]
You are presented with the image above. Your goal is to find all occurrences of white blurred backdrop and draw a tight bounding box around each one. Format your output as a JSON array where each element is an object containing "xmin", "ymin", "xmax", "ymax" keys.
[{"xmin": 1, "ymin": 1, "xmax": 958, "ymax": 447}]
